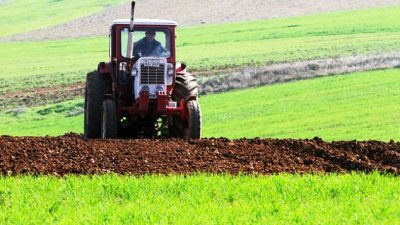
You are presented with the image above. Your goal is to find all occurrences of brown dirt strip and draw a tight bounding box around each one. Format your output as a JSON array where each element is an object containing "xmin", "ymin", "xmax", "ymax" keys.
[{"xmin": 0, "ymin": 134, "xmax": 399, "ymax": 176}]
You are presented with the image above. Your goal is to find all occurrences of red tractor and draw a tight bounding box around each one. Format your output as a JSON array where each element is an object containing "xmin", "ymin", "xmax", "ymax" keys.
[{"xmin": 84, "ymin": 1, "xmax": 201, "ymax": 139}]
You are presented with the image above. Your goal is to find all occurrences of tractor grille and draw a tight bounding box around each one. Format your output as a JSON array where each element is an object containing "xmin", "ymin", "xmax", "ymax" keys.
[{"xmin": 140, "ymin": 64, "xmax": 165, "ymax": 84}]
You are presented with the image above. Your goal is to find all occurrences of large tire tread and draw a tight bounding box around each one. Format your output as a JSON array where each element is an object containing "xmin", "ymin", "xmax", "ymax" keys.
[
  {"xmin": 170, "ymin": 73, "xmax": 201, "ymax": 138},
  {"xmin": 172, "ymin": 74, "xmax": 198, "ymax": 102},
  {"xmin": 84, "ymin": 71, "xmax": 112, "ymax": 139},
  {"xmin": 185, "ymin": 100, "xmax": 202, "ymax": 138},
  {"xmin": 101, "ymin": 99, "xmax": 118, "ymax": 139}
]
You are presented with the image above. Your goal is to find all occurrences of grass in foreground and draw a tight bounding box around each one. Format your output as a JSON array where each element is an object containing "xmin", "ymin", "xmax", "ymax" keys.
[
  {"xmin": 1, "ymin": 7, "xmax": 400, "ymax": 92},
  {"xmin": 0, "ymin": 69, "xmax": 399, "ymax": 141},
  {"xmin": 0, "ymin": 173, "xmax": 399, "ymax": 224},
  {"xmin": 0, "ymin": 0, "xmax": 126, "ymax": 36}
]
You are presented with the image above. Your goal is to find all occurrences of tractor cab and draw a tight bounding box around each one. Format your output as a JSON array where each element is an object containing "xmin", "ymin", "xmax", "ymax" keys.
[
  {"xmin": 105, "ymin": 19, "xmax": 179, "ymax": 100},
  {"xmin": 110, "ymin": 19, "xmax": 177, "ymax": 63}
]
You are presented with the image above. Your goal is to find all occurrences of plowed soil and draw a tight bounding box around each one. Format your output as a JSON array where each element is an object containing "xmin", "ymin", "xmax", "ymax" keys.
[{"xmin": 0, "ymin": 134, "xmax": 399, "ymax": 176}]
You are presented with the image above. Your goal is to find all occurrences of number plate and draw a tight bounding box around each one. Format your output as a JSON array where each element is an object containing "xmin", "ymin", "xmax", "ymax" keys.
[{"xmin": 143, "ymin": 60, "xmax": 160, "ymax": 67}]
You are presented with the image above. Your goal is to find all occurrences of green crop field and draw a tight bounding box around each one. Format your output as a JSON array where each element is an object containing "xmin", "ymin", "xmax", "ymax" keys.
[
  {"xmin": 0, "ymin": 173, "xmax": 399, "ymax": 224},
  {"xmin": 201, "ymin": 69, "xmax": 400, "ymax": 141},
  {"xmin": 1, "ymin": 7, "xmax": 400, "ymax": 93},
  {"xmin": 1, "ymin": 69, "xmax": 399, "ymax": 141},
  {"xmin": 0, "ymin": 37, "xmax": 106, "ymax": 93},
  {"xmin": 0, "ymin": 0, "xmax": 126, "ymax": 36},
  {"xmin": 177, "ymin": 6, "xmax": 400, "ymax": 68}
]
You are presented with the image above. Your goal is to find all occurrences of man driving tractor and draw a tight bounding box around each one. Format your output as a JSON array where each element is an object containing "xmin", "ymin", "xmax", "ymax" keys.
[{"xmin": 134, "ymin": 30, "xmax": 169, "ymax": 57}]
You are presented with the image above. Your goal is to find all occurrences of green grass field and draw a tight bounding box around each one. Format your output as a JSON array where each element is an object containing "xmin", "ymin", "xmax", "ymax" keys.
[
  {"xmin": 178, "ymin": 6, "xmax": 400, "ymax": 68},
  {"xmin": 0, "ymin": 37, "xmax": 106, "ymax": 93},
  {"xmin": 201, "ymin": 69, "xmax": 400, "ymax": 141},
  {"xmin": 1, "ymin": 69, "xmax": 399, "ymax": 141},
  {"xmin": 0, "ymin": 0, "xmax": 126, "ymax": 36},
  {"xmin": 1, "ymin": 7, "xmax": 400, "ymax": 93},
  {"xmin": 0, "ymin": 173, "xmax": 399, "ymax": 224}
]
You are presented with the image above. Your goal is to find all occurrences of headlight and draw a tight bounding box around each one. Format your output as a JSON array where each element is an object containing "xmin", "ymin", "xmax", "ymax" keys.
[
  {"xmin": 141, "ymin": 85, "xmax": 150, "ymax": 93},
  {"xmin": 131, "ymin": 67, "xmax": 138, "ymax": 77},
  {"xmin": 155, "ymin": 85, "xmax": 164, "ymax": 93},
  {"xmin": 167, "ymin": 75, "xmax": 173, "ymax": 85},
  {"xmin": 167, "ymin": 63, "xmax": 174, "ymax": 76},
  {"xmin": 167, "ymin": 63, "xmax": 174, "ymax": 85}
]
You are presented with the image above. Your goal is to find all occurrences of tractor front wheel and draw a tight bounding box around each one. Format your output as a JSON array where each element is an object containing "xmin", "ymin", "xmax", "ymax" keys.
[{"xmin": 101, "ymin": 99, "xmax": 118, "ymax": 139}]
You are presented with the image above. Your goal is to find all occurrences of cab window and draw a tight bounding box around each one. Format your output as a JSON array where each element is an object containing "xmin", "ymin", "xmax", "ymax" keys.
[{"xmin": 121, "ymin": 28, "xmax": 171, "ymax": 58}]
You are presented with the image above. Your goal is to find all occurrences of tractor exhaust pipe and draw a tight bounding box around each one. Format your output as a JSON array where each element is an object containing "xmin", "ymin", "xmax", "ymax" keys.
[{"xmin": 126, "ymin": 1, "xmax": 135, "ymax": 59}]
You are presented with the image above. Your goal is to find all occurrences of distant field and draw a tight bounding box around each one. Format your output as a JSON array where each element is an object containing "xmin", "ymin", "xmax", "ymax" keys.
[
  {"xmin": 0, "ymin": 37, "xmax": 106, "ymax": 93},
  {"xmin": 201, "ymin": 69, "xmax": 400, "ymax": 141},
  {"xmin": 0, "ymin": 173, "xmax": 399, "ymax": 224},
  {"xmin": 0, "ymin": 0, "xmax": 126, "ymax": 36},
  {"xmin": 178, "ymin": 6, "xmax": 400, "ymax": 68},
  {"xmin": 7, "ymin": 0, "xmax": 400, "ymax": 41},
  {"xmin": 1, "ymin": 7, "xmax": 400, "ymax": 93},
  {"xmin": 1, "ymin": 69, "xmax": 399, "ymax": 141}
]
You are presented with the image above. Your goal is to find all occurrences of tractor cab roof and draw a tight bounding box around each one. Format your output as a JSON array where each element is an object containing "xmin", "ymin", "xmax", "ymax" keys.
[{"xmin": 112, "ymin": 19, "xmax": 178, "ymax": 26}]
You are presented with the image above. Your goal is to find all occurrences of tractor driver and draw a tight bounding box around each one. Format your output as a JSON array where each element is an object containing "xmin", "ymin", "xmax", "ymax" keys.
[{"xmin": 134, "ymin": 30, "xmax": 169, "ymax": 57}]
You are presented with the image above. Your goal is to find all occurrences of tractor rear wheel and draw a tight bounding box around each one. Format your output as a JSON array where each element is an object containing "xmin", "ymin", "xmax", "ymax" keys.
[
  {"xmin": 170, "ymin": 73, "xmax": 202, "ymax": 138},
  {"xmin": 84, "ymin": 71, "xmax": 112, "ymax": 139},
  {"xmin": 101, "ymin": 99, "xmax": 118, "ymax": 139},
  {"xmin": 184, "ymin": 100, "xmax": 202, "ymax": 138}
]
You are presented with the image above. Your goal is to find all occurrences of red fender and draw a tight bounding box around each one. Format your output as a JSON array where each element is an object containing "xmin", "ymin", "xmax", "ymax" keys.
[
  {"xmin": 98, "ymin": 62, "xmax": 113, "ymax": 75},
  {"xmin": 176, "ymin": 62, "xmax": 187, "ymax": 75}
]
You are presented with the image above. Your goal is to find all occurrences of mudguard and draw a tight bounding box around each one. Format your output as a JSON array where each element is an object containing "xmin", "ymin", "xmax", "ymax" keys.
[{"xmin": 98, "ymin": 62, "xmax": 113, "ymax": 75}]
